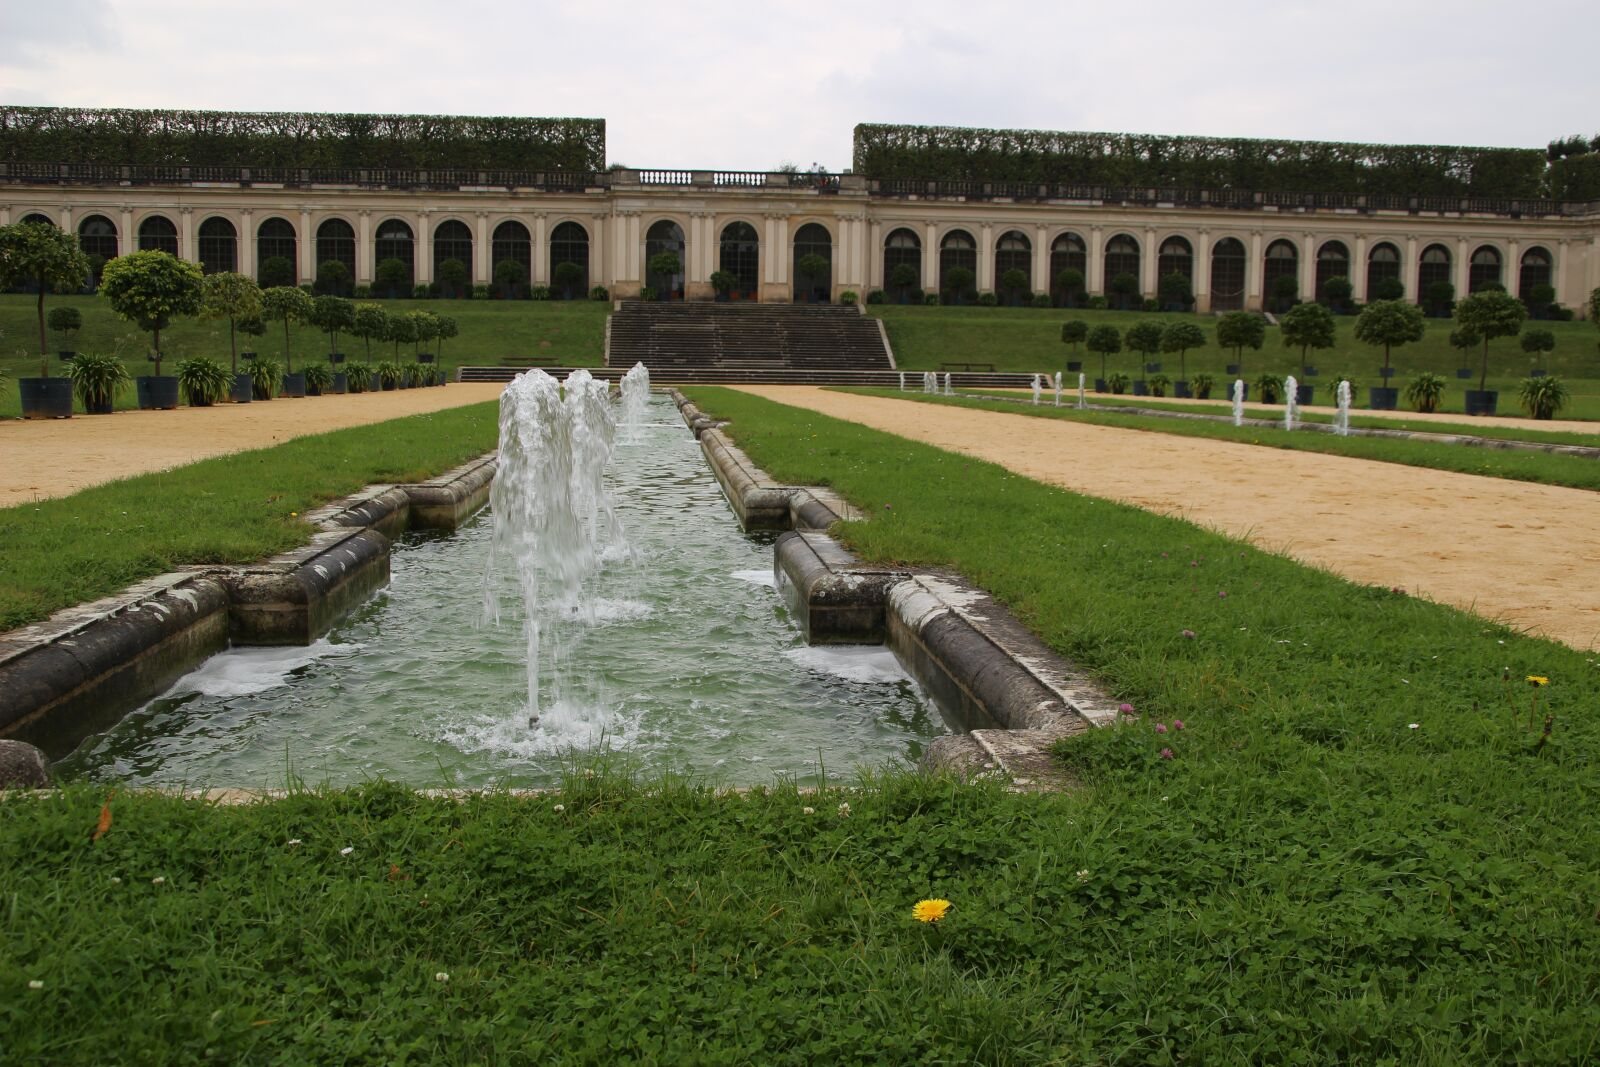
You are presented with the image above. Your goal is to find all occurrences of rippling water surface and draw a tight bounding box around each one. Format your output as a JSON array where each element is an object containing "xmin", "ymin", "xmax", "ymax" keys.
[{"xmin": 59, "ymin": 397, "xmax": 941, "ymax": 789}]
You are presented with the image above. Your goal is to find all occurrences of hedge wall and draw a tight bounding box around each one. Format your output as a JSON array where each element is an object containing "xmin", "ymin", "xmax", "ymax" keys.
[
  {"xmin": 1548, "ymin": 154, "xmax": 1600, "ymax": 201},
  {"xmin": 0, "ymin": 107, "xmax": 606, "ymax": 172},
  {"xmin": 852, "ymin": 124, "xmax": 1549, "ymax": 198}
]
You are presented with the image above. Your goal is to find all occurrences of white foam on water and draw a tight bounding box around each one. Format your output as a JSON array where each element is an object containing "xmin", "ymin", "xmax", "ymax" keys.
[
  {"xmin": 730, "ymin": 568, "xmax": 777, "ymax": 588},
  {"xmin": 169, "ymin": 640, "xmax": 345, "ymax": 699},
  {"xmin": 782, "ymin": 645, "xmax": 912, "ymax": 685},
  {"xmin": 436, "ymin": 698, "xmax": 635, "ymax": 760}
]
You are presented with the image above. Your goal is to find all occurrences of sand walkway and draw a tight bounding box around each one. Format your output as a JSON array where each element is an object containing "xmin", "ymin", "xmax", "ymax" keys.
[
  {"xmin": 733, "ymin": 386, "xmax": 1600, "ymax": 650},
  {"xmin": 0, "ymin": 383, "xmax": 505, "ymax": 507}
]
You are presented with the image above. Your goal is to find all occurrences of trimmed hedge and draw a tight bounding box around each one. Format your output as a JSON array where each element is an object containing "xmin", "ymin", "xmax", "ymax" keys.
[
  {"xmin": 852, "ymin": 123, "xmax": 1548, "ymax": 198},
  {"xmin": 0, "ymin": 107, "xmax": 605, "ymax": 172}
]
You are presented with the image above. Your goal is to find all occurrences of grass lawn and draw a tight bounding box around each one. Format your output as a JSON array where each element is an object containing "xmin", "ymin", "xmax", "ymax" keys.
[
  {"xmin": 0, "ymin": 293, "xmax": 606, "ymax": 418},
  {"xmin": 869, "ymin": 304, "xmax": 1600, "ymax": 419},
  {"xmin": 832, "ymin": 387, "xmax": 1600, "ymax": 492},
  {"xmin": 0, "ymin": 402, "xmax": 498, "ymax": 630}
]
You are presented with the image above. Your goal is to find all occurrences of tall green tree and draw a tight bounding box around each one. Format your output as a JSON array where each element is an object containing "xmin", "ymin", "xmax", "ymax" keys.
[
  {"xmin": 98, "ymin": 250, "xmax": 203, "ymax": 376},
  {"xmin": 307, "ymin": 296, "xmax": 355, "ymax": 370},
  {"xmin": 386, "ymin": 309, "xmax": 417, "ymax": 358},
  {"xmin": 200, "ymin": 272, "xmax": 264, "ymax": 373},
  {"xmin": 405, "ymin": 309, "xmax": 438, "ymax": 360},
  {"xmin": 1353, "ymin": 299, "xmax": 1426, "ymax": 382},
  {"xmin": 1159, "ymin": 321, "xmax": 1207, "ymax": 381},
  {"xmin": 0, "ymin": 220, "xmax": 91, "ymax": 370},
  {"xmin": 1060, "ymin": 320, "xmax": 1088, "ymax": 356},
  {"xmin": 1279, "ymin": 302, "xmax": 1336, "ymax": 376},
  {"xmin": 1124, "ymin": 320, "xmax": 1164, "ymax": 381},
  {"xmin": 352, "ymin": 302, "xmax": 388, "ymax": 362},
  {"xmin": 1086, "ymin": 323, "xmax": 1122, "ymax": 383},
  {"xmin": 435, "ymin": 316, "xmax": 459, "ymax": 364},
  {"xmin": 1215, "ymin": 311, "xmax": 1266, "ymax": 376},
  {"xmin": 1454, "ymin": 290, "xmax": 1527, "ymax": 392},
  {"xmin": 261, "ymin": 286, "xmax": 315, "ymax": 372}
]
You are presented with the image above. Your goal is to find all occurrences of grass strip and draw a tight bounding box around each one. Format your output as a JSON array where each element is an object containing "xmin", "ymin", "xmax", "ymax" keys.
[
  {"xmin": 831, "ymin": 387, "xmax": 1600, "ymax": 492},
  {"xmin": 0, "ymin": 402, "xmax": 498, "ymax": 630}
]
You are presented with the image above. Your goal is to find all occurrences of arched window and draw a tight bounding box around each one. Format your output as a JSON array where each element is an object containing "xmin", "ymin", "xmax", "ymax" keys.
[
  {"xmin": 1518, "ymin": 247, "xmax": 1553, "ymax": 311},
  {"xmin": 939, "ymin": 229, "xmax": 977, "ymax": 301},
  {"xmin": 1157, "ymin": 237, "xmax": 1193, "ymax": 281},
  {"xmin": 257, "ymin": 218, "xmax": 297, "ymax": 285},
  {"xmin": 1468, "ymin": 245, "xmax": 1502, "ymax": 293},
  {"xmin": 645, "ymin": 219, "xmax": 685, "ymax": 299},
  {"xmin": 1103, "ymin": 234, "xmax": 1140, "ymax": 308},
  {"xmin": 197, "ymin": 217, "xmax": 237, "ymax": 275},
  {"xmin": 1418, "ymin": 243, "xmax": 1452, "ymax": 304},
  {"xmin": 491, "ymin": 220, "xmax": 532, "ymax": 297},
  {"xmin": 20, "ymin": 212, "xmax": 55, "ymax": 227},
  {"xmin": 1210, "ymin": 238, "xmax": 1247, "ymax": 311},
  {"xmin": 373, "ymin": 219, "xmax": 414, "ymax": 295},
  {"xmin": 718, "ymin": 222, "xmax": 760, "ymax": 299},
  {"xmin": 994, "ymin": 230, "xmax": 1031, "ymax": 303},
  {"xmin": 77, "ymin": 215, "xmax": 118, "ymax": 262},
  {"xmin": 792, "ymin": 222, "xmax": 832, "ymax": 302},
  {"xmin": 1050, "ymin": 232, "xmax": 1087, "ymax": 305},
  {"xmin": 1315, "ymin": 240, "xmax": 1350, "ymax": 302},
  {"xmin": 549, "ymin": 221, "xmax": 589, "ymax": 298},
  {"xmin": 138, "ymin": 215, "xmax": 178, "ymax": 255},
  {"xmin": 432, "ymin": 219, "xmax": 473, "ymax": 296},
  {"xmin": 882, "ymin": 228, "xmax": 921, "ymax": 300},
  {"xmin": 1366, "ymin": 242, "xmax": 1402, "ymax": 301},
  {"xmin": 317, "ymin": 218, "xmax": 357, "ymax": 291},
  {"xmin": 1263, "ymin": 239, "xmax": 1299, "ymax": 310}
]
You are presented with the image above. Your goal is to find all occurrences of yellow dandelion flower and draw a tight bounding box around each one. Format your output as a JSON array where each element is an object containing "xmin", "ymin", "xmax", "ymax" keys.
[
  {"xmin": 1527, "ymin": 675, "xmax": 1549, "ymax": 687},
  {"xmin": 912, "ymin": 898, "xmax": 952, "ymax": 924}
]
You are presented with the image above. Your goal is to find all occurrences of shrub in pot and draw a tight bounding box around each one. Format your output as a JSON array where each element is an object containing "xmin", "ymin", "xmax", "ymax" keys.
[
  {"xmin": 1354, "ymin": 300, "xmax": 1425, "ymax": 412},
  {"xmin": 866, "ymin": 289, "xmax": 886, "ymax": 305},
  {"xmin": 472, "ymin": 283, "xmax": 491, "ymax": 301},
  {"xmin": 1519, "ymin": 376, "xmax": 1569, "ymax": 420},
  {"xmin": 302, "ymin": 363, "xmax": 334, "ymax": 397},
  {"xmin": 553, "ymin": 261, "xmax": 584, "ymax": 299},
  {"xmin": 0, "ymin": 220, "xmax": 91, "ymax": 417},
  {"xmin": 99, "ymin": 250, "xmax": 202, "ymax": 410},
  {"xmin": 589, "ymin": 285, "xmax": 609, "ymax": 301},
  {"xmin": 69, "ymin": 351, "xmax": 132, "ymax": 414},
  {"xmin": 49, "ymin": 306, "xmax": 82, "ymax": 361},
  {"xmin": 1190, "ymin": 372, "xmax": 1215, "ymax": 400},
  {"xmin": 346, "ymin": 363, "xmax": 373, "ymax": 394},
  {"xmin": 1159, "ymin": 321, "xmax": 1206, "ymax": 397},
  {"xmin": 710, "ymin": 270, "xmax": 736, "ymax": 302},
  {"xmin": 977, "ymin": 292, "xmax": 998, "ymax": 307},
  {"xmin": 1086, "ymin": 324, "xmax": 1121, "ymax": 388},
  {"xmin": 1281, "ymin": 302, "xmax": 1334, "ymax": 404},
  {"xmin": 1404, "ymin": 371, "xmax": 1447, "ymax": 414},
  {"xmin": 376, "ymin": 360, "xmax": 405, "ymax": 390},
  {"xmin": 1455, "ymin": 289, "xmax": 1527, "ymax": 417},
  {"xmin": 840, "ymin": 290, "xmax": 858, "ymax": 306},
  {"xmin": 201, "ymin": 272, "xmax": 265, "ymax": 386},
  {"xmin": 175, "ymin": 356, "xmax": 230, "ymax": 407},
  {"xmin": 249, "ymin": 358, "xmax": 282, "ymax": 400},
  {"xmin": 1255, "ymin": 373, "xmax": 1285, "ymax": 404},
  {"xmin": 647, "ymin": 252, "xmax": 681, "ymax": 299},
  {"xmin": 1148, "ymin": 373, "xmax": 1171, "ymax": 398},
  {"xmin": 1107, "ymin": 372, "xmax": 1130, "ymax": 395},
  {"xmin": 1030, "ymin": 292, "xmax": 1052, "ymax": 308},
  {"xmin": 923, "ymin": 291, "xmax": 940, "ymax": 306},
  {"xmin": 1216, "ymin": 311, "xmax": 1266, "ymax": 379}
]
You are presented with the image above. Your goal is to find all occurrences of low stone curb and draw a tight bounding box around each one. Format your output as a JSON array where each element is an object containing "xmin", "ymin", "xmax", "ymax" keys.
[{"xmin": 222, "ymin": 529, "xmax": 392, "ymax": 645}]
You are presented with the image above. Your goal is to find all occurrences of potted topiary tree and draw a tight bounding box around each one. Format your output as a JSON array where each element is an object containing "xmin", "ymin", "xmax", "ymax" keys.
[
  {"xmin": 1520, "ymin": 328, "xmax": 1555, "ymax": 377},
  {"xmin": 647, "ymin": 252, "xmax": 682, "ymax": 300},
  {"xmin": 0, "ymin": 220, "xmax": 90, "ymax": 418},
  {"xmin": 1279, "ymin": 301, "xmax": 1335, "ymax": 405},
  {"xmin": 944, "ymin": 266, "xmax": 975, "ymax": 306},
  {"xmin": 710, "ymin": 270, "xmax": 736, "ymax": 303},
  {"xmin": 304, "ymin": 295, "xmax": 354, "ymax": 395},
  {"xmin": 1159, "ymin": 321, "xmax": 1206, "ymax": 397},
  {"xmin": 351, "ymin": 301, "xmax": 387, "ymax": 367},
  {"xmin": 493, "ymin": 258, "xmax": 528, "ymax": 300},
  {"xmin": 1271, "ymin": 274, "xmax": 1299, "ymax": 314},
  {"xmin": 1124, "ymin": 320, "xmax": 1163, "ymax": 395},
  {"xmin": 1321, "ymin": 275, "xmax": 1353, "ymax": 314},
  {"xmin": 553, "ymin": 261, "xmax": 584, "ymax": 300},
  {"xmin": 68, "ymin": 351, "xmax": 131, "ymax": 414},
  {"xmin": 1055, "ymin": 268, "xmax": 1085, "ymax": 308},
  {"xmin": 797, "ymin": 253, "xmax": 829, "ymax": 303},
  {"xmin": 1060, "ymin": 319, "xmax": 1088, "ymax": 372},
  {"xmin": 889, "ymin": 263, "xmax": 918, "ymax": 304},
  {"xmin": 1108, "ymin": 272, "xmax": 1139, "ymax": 311},
  {"xmin": 406, "ymin": 309, "xmax": 439, "ymax": 369},
  {"xmin": 98, "ymin": 249, "xmax": 202, "ymax": 410},
  {"xmin": 1158, "ymin": 271, "xmax": 1192, "ymax": 312},
  {"xmin": 261, "ymin": 286, "xmax": 314, "ymax": 403},
  {"xmin": 1424, "ymin": 279, "xmax": 1455, "ymax": 319},
  {"xmin": 259, "ymin": 256, "xmax": 295, "ymax": 289},
  {"xmin": 1449, "ymin": 327, "xmax": 1480, "ymax": 380},
  {"xmin": 436, "ymin": 258, "xmax": 469, "ymax": 300},
  {"xmin": 1371, "ymin": 276, "xmax": 1405, "ymax": 302},
  {"xmin": 1086, "ymin": 324, "xmax": 1121, "ymax": 391},
  {"xmin": 1455, "ymin": 289, "xmax": 1527, "ymax": 415},
  {"xmin": 1353, "ymin": 299, "xmax": 1426, "ymax": 411},
  {"xmin": 374, "ymin": 258, "xmax": 410, "ymax": 299},
  {"xmin": 49, "ymin": 306, "xmax": 82, "ymax": 363},
  {"xmin": 999, "ymin": 268, "xmax": 1029, "ymax": 307},
  {"xmin": 315, "ymin": 259, "xmax": 351, "ymax": 297},
  {"xmin": 200, "ymin": 271, "xmax": 264, "ymax": 399},
  {"xmin": 1216, "ymin": 311, "xmax": 1265, "ymax": 380},
  {"xmin": 434, "ymin": 316, "xmax": 457, "ymax": 382}
]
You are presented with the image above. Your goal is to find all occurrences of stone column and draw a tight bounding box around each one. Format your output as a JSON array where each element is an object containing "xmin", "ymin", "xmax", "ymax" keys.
[
  {"xmin": 240, "ymin": 209, "xmax": 255, "ymax": 278},
  {"xmin": 1506, "ymin": 239, "xmax": 1520, "ymax": 295},
  {"xmin": 1194, "ymin": 229, "xmax": 1211, "ymax": 313},
  {"xmin": 1246, "ymin": 230, "xmax": 1263, "ymax": 308},
  {"xmin": 978, "ymin": 222, "xmax": 994, "ymax": 293},
  {"xmin": 590, "ymin": 214, "xmax": 606, "ymax": 293},
  {"xmin": 474, "ymin": 212, "xmax": 490, "ymax": 286},
  {"xmin": 1088, "ymin": 225, "xmax": 1104, "ymax": 294},
  {"xmin": 762, "ymin": 216, "xmax": 777, "ymax": 284},
  {"xmin": 179, "ymin": 206, "xmax": 194, "ymax": 263},
  {"xmin": 1405, "ymin": 234, "xmax": 1419, "ymax": 298},
  {"xmin": 1142, "ymin": 226, "xmax": 1158, "ymax": 298},
  {"xmin": 415, "ymin": 212, "xmax": 431, "ymax": 285},
  {"xmin": 686, "ymin": 212, "xmax": 711, "ymax": 300},
  {"xmin": 1352, "ymin": 235, "xmax": 1368, "ymax": 301},
  {"xmin": 1555, "ymin": 239, "xmax": 1570, "ymax": 306},
  {"xmin": 868, "ymin": 220, "xmax": 883, "ymax": 289},
  {"xmin": 299, "ymin": 210, "xmax": 314, "ymax": 281},
  {"xmin": 1454, "ymin": 236, "xmax": 1470, "ymax": 296},
  {"xmin": 1300, "ymin": 232, "xmax": 1317, "ymax": 301},
  {"xmin": 59, "ymin": 204, "xmax": 73, "ymax": 231},
  {"xmin": 533, "ymin": 213, "xmax": 548, "ymax": 284},
  {"xmin": 629, "ymin": 211, "xmax": 643, "ymax": 282},
  {"xmin": 0, "ymin": 204, "xmax": 9, "ymax": 226},
  {"xmin": 357, "ymin": 211, "xmax": 373, "ymax": 285},
  {"xmin": 923, "ymin": 221, "xmax": 937, "ymax": 293},
  {"xmin": 1033, "ymin": 224, "xmax": 1049, "ymax": 297}
]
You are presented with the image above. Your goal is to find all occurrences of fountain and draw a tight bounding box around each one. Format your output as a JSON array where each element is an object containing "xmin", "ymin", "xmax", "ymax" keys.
[
  {"xmin": 486, "ymin": 369, "xmax": 620, "ymax": 732},
  {"xmin": 1335, "ymin": 379, "xmax": 1352, "ymax": 436},
  {"xmin": 1283, "ymin": 374, "xmax": 1298, "ymax": 431},
  {"xmin": 1053, "ymin": 371, "xmax": 1062, "ymax": 407},
  {"xmin": 1077, "ymin": 373, "xmax": 1087, "ymax": 409},
  {"xmin": 898, "ymin": 372, "xmax": 906, "ymax": 391},
  {"xmin": 1232, "ymin": 379, "xmax": 1245, "ymax": 426},
  {"xmin": 619, "ymin": 363, "xmax": 651, "ymax": 441},
  {"xmin": 1030, "ymin": 374, "xmax": 1042, "ymax": 405},
  {"xmin": 943, "ymin": 372, "xmax": 953, "ymax": 396},
  {"xmin": 923, "ymin": 372, "xmax": 937, "ymax": 394}
]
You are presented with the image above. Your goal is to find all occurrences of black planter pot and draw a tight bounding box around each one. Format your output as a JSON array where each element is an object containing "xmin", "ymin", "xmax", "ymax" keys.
[
  {"xmin": 371, "ymin": 375, "xmax": 383, "ymax": 391},
  {"xmin": 1174, "ymin": 380, "xmax": 1192, "ymax": 398},
  {"xmin": 19, "ymin": 377, "xmax": 74, "ymax": 419},
  {"xmin": 332, "ymin": 373, "xmax": 348, "ymax": 394},
  {"xmin": 1369, "ymin": 386, "xmax": 1399, "ymax": 411},
  {"xmin": 281, "ymin": 373, "xmax": 307, "ymax": 398},
  {"xmin": 382, "ymin": 380, "xmax": 396, "ymax": 391},
  {"xmin": 418, "ymin": 353, "xmax": 435, "ymax": 364},
  {"xmin": 84, "ymin": 394, "xmax": 115, "ymax": 414},
  {"xmin": 1295, "ymin": 385, "xmax": 1315, "ymax": 406},
  {"xmin": 1131, "ymin": 381, "xmax": 1150, "ymax": 396},
  {"xmin": 1529, "ymin": 369, "xmax": 1547, "ymax": 378},
  {"xmin": 1066, "ymin": 361, "xmax": 1082, "ymax": 373},
  {"xmin": 1455, "ymin": 368, "xmax": 1473, "ymax": 379},
  {"xmin": 1225, "ymin": 363, "xmax": 1240, "ymax": 375},
  {"xmin": 58, "ymin": 350, "xmax": 76, "ymax": 363},
  {"xmin": 306, "ymin": 384, "xmax": 322, "ymax": 397},
  {"xmin": 230, "ymin": 374, "xmax": 253, "ymax": 403},
  {"xmin": 135, "ymin": 376, "xmax": 179, "ymax": 410},
  {"xmin": 1464, "ymin": 389, "xmax": 1498, "ymax": 416},
  {"xmin": 1094, "ymin": 378, "xmax": 1108, "ymax": 393}
]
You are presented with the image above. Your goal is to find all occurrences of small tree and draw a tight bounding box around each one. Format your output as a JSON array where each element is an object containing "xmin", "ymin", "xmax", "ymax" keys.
[
  {"xmin": 944, "ymin": 266, "xmax": 975, "ymax": 304},
  {"xmin": 647, "ymin": 251, "xmax": 682, "ymax": 298},
  {"xmin": 352, "ymin": 302, "xmax": 388, "ymax": 362},
  {"xmin": 999, "ymin": 268, "xmax": 1029, "ymax": 306},
  {"xmin": 1215, "ymin": 311, "xmax": 1266, "ymax": 376},
  {"xmin": 710, "ymin": 270, "xmax": 737, "ymax": 299},
  {"xmin": 435, "ymin": 315, "xmax": 459, "ymax": 363},
  {"xmin": 1353, "ymin": 299, "xmax": 1426, "ymax": 383},
  {"xmin": 1455, "ymin": 289, "xmax": 1527, "ymax": 392},
  {"xmin": 200, "ymin": 271, "xmax": 265, "ymax": 373},
  {"xmin": 1158, "ymin": 271, "xmax": 1192, "ymax": 311},
  {"xmin": 436, "ymin": 258, "xmax": 469, "ymax": 299},
  {"xmin": 1108, "ymin": 272, "xmax": 1139, "ymax": 310},
  {"xmin": 493, "ymin": 258, "xmax": 528, "ymax": 299},
  {"xmin": 1055, "ymin": 268, "xmax": 1086, "ymax": 307},
  {"xmin": 1448, "ymin": 327, "xmax": 1480, "ymax": 366},
  {"xmin": 375, "ymin": 258, "xmax": 411, "ymax": 299},
  {"xmin": 1280, "ymin": 301, "xmax": 1336, "ymax": 376},
  {"xmin": 553, "ymin": 260, "xmax": 584, "ymax": 299},
  {"xmin": 315, "ymin": 259, "xmax": 351, "ymax": 297},
  {"xmin": 1520, "ymin": 328, "xmax": 1555, "ymax": 364},
  {"xmin": 47, "ymin": 306, "xmax": 82, "ymax": 352},
  {"xmin": 889, "ymin": 262, "xmax": 918, "ymax": 301},
  {"xmin": 1372, "ymin": 276, "xmax": 1405, "ymax": 301},
  {"xmin": 308, "ymin": 296, "xmax": 355, "ymax": 370},
  {"xmin": 1159, "ymin": 321, "xmax": 1207, "ymax": 380},
  {"xmin": 0, "ymin": 220, "xmax": 92, "ymax": 370},
  {"xmin": 406, "ymin": 309, "xmax": 438, "ymax": 360},
  {"xmin": 1061, "ymin": 319, "xmax": 1088, "ymax": 356},
  {"xmin": 1124, "ymin": 320, "xmax": 1164, "ymax": 382},
  {"xmin": 1523, "ymin": 283, "xmax": 1555, "ymax": 319},
  {"xmin": 1271, "ymin": 274, "xmax": 1299, "ymax": 313},
  {"xmin": 385, "ymin": 309, "xmax": 417, "ymax": 358},
  {"xmin": 1321, "ymin": 275, "xmax": 1353, "ymax": 311},
  {"xmin": 259, "ymin": 256, "xmax": 296, "ymax": 289},
  {"xmin": 1424, "ymin": 279, "xmax": 1456, "ymax": 318},
  {"xmin": 98, "ymin": 250, "xmax": 203, "ymax": 376},
  {"xmin": 797, "ymin": 253, "xmax": 829, "ymax": 300},
  {"xmin": 1086, "ymin": 323, "xmax": 1122, "ymax": 383},
  {"xmin": 261, "ymin": 286, "xmax": 315, "ymax": 373}
]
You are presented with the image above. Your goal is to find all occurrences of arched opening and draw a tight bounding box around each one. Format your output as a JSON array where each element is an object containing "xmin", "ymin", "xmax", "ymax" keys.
[
  {"xmin": 491, "ymin": 220, "xmax": 532, "ymax": 298},
  {"xmin": 1418, "ymin": 243, "xmax": 1453, "ymax": 315},
  {"xmin": 373, "ymin": 219, "xmax": 414, "ymax": 298},
  {"xmin": 138, "ymin": 215, "xmax": 178, "ymax": 256},
  {"xmin": 718, "ymin": 222, "xmax": 759, "ymax": 300},
  {"xmin": 883, "ymin": 228, "xmax": 921, "ymax": 302},
  {"xmin": 1366, "ymin": 242, "xmax": 1402, "ymax": 301},
  {"xmin": 644, "ymin": 219, "xmax": 685, "ymax": 300},
  {"xmin": 792, "ymin": 222, "xmax": 832, "ymax": 303},
  {"xmin": 1519, "ymin": 247, "xmax": 1553, "ymax": 315},
  {"xmin": 315, "ymin": 218, "xmax": 357, "ymax": 295},
  {"xmin": 939, "ymin": 229, "xmax": 977, "ymax": 304},
  {"xmin": 1316, "ymin": 240, "xmax": 1351, "ymax": 306},
  {"xmin": 1157, "ymin": 236, "xmax": 1193, "ymax": 310},
  {"xmin": 994, "ymin": 230, "xmax": 1031, "ymax": 304},
  {"xmin": 1262, "ymin": 239, "xmax": 1299, "ymax": 311},
  {"xmin": 1104, "ymin": 234, "xmax": 1140, "ymax": 308},
  {"xmin": 77, "ymin": 215, "xmax": 118, "ymax": 284},
  {"xmin": 432, "ymin": 219, "xmax": 473, "ymax": 297},
  {"xmin": 257, "ymin": 218, "xmax": 297, "ymax": 287},
  {"xmin": 1050, "ymin": 232, "xmax": 1087, "ymax": 306},
  {"xmin": 1210, "ymin": 238, "xmax": 1247, "ymax": 312},
  {"xmin": 1468, "ymin": 245, "xmax": 1502, "ymax": 293},
  {"xmin": 549, "ymin": 221, "xmax": 589, "ymax": 299},
  {"xmin": 197, "ymin": 217, "xmax": 237, "ymax": 275},
  {"xmin": 21, "ymin": 212, "xmax": 55, "ymax": 227}
]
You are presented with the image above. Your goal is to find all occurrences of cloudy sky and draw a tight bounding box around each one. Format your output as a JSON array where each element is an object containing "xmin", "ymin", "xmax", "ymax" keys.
[{"xmin": 3, "ymin": 0, "xmax": 1595, "ymax": 170}]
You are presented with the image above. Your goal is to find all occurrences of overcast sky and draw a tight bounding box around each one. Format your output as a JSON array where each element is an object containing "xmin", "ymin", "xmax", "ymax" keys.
[{"xmin": 3, "ymin": 0, "xmax": 1595, "ymax": 170}]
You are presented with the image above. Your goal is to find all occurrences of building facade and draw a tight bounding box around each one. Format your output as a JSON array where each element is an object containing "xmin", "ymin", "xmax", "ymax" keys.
[{"xmin": 3, "ymin": 167, "xmax": 1596, "ymax": 313}]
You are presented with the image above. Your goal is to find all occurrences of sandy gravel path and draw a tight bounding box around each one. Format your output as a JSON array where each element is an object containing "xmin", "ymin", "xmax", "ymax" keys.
[
  {"xmin": 0, "ymin": 384, "xmax": 504, "ymax": 507},
  {"xmin": 733, "ymin": 386, "xmax": 1600, "ymax": 650}
]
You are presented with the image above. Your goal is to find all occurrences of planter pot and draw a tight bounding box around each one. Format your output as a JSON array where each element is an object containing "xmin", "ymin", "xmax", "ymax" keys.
[
  {"xmin": 1174, "ymin": 380, "xmax": 1192, "ymax": 398},
  {"xmin": 371, "ymin": 375, "xmax": 382, "ymax": 391},
  {"xmin": 281, "ymin": 373, "xmax": 307, "ymax": 398},
  {"xmin": 1131, "ymin": 381, "xmax": 1150, "ymax": 396},
  {"xmin": 1464, "ymin": 390, "xmax": 1498, "ymax": 416},
  {"xmin": 306, "ymin": 384, "xmax": 323, "ymax": 397},
  {"xmin": 418, "ymin": 353, "xmax": 435, "ymax": 364},
  {"xmin": 1378, "ymin": 367, "xmax": 1396, "ymax": 379},
  {"xmin": 1529, "ymin": 369, "xmax": 1547, "ymax": 378},
  {"xmin": 230, "ymin": 373, "xmax": 253, "ymax": 403},
  {"xmin": 1225, "ymin": 364, "xmax": 1240, "ymax": 375},
  {"xmin": 1295, "ymin": 385, "xmax": 1315, "ymax": 406},
  {"xmin": 1094, "ymin": 378, "xmax": 1108, "ymax": 393},
  {"xmin": 330, "ymin": 353, "xmax": 346, "ymax": 364},
  {"xmin": 19, "ymin": 377, "xmax": 74, "ymax": 419},
  {"xmin": 1368, "ymin": 386, "xmax": 1399, "ymax": 411},
  {"xmin": 84, "ymin": 396, "xmax": 115, "ymax": 414},
  {"xmin": 135, "ymin": 376, "xmax": 180, "ymax": 410},
  {"xmin": 1144, "ymin": 362, "xmax": 1161, "ymax": 374},
  {"xmin": 332, "ymin": 373, "xmax": 348, "ymax": 394},
  {"xmin": 1455, "ymin": 368, "xmax": 1473, "ymax": 379},
  {"xmin": 381, "ymin": 380, "xmax": 397, "ymax": 391},
  {"xmin": 1066, "ymin": 361, "xmax": 1082, "ymax": 373}
]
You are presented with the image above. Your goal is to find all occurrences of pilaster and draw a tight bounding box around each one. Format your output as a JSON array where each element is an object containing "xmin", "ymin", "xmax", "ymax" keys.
[
  {"xmin": 1142, "ymin": 226, "xmax": 1158, "ymax": 297},
  {"xmin": 179, "ymin": 206, "xmax": 194, "ymax": 263},
  {"xmin": 978, "ymin": 222, "xmax": 994, "ymax": 292},
  {"xmin": 415, "ymin": 211, "xmax": 432, "ymax": 285},
  {"xmin": 474, "ymin": 211, "xmax": 490, "ymax": 284},
  {"xmin": 240, "ymin": 209, "xmax": 255, "ymax": 278},
  {"xmin": 357, "ymin": 210, "xmax": 373, "ymax": 284}
]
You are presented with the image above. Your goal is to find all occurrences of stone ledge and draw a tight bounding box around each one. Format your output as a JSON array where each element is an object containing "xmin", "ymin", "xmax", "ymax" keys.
[
  {"xmin": 774, "ymin": 531, "xmax": 905, "ymax": 643},
  {"xmin": 222, "ymin": 529, "xmax": 391, "ymax": 645},
  {"xmin": 401, "ymin": 454, "xmax": 498, "ymax": 530}
]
